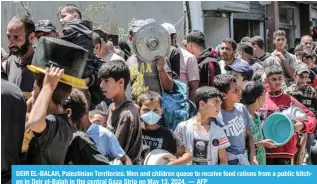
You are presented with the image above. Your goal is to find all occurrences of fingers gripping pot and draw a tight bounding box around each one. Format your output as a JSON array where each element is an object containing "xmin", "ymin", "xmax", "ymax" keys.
[
  {"xmin": 27, "ymin": 37, "xmax": 89, "ymax": 89},
  {"xmin": 133, "ymin": 23, "xmax": 171, "ymax": 62}
]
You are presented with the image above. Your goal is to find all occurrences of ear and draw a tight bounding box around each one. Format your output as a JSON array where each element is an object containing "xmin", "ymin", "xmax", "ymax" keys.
[
  {"xmin": 28, "ymin": 32, "xmax": 36, "ymax": 44},
  {"xmin": 65, "ymin": 108, "xmax": 72, "ymax": 118},
  {"xmin": 199, "ymin": 101, "xmax": 205, "ymax": 109},
  {"xmin": 95, "ymin": 43, "xmax": 101, "ymax": 52},
  {"xmin": 119, "ymin": 78, "xmax": 125, "ymax": 87},
  {"xmin": 74, "ymin": 12, "xmax": 80, "ymax": 19}
]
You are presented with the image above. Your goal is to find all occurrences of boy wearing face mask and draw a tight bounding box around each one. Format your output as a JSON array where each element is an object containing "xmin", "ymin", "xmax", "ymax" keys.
[{"xmin": 138, "ymin": 91, "xmax": 192, "ymax": 165}]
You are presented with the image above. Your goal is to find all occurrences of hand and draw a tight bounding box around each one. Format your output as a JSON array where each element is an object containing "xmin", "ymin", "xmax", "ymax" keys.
[
  {"xmin": 43, "ymin": 66, "xmax": 64, "ymax": 91},
  {"xmin": 250, "ymin": 157, "xmax": 258, "ymax": 165},
  {"xmin": 164, "ymin": 156, "xmax": 178, "ymax": 165},
  {"xmin": 273, "ymin": 51, "xmax": 285, "ymax": 61},
  {"xmin": 293, "ymin": 120, "xmax": 305, "ymax": 132},
  {"xmin": 261, "ymin": 139, "xmax": 277, "ymax": 148},
  {"xmin": 155, "ymin": 56, "xmax": 165, "ymax": 72}
]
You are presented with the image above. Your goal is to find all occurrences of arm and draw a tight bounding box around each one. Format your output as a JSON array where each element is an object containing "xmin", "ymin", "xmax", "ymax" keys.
[
  {"xmin": 113, "ymin": 111, "xmax": 134, "ymax": 153},
  {"xmin": 246, "ymin": 129, "xmax": 258, "ymax": 165},
  {"xmin": 120, "ymin": 155, "xmax": 132, "ymax": 165},
  {"xmin": 188, "ymin": 81, "xmax": 199, "ymax": 102},
  {"xmin": 156, "ymin": 56, "xmax": 173, "ymax": 92},
  {"xmin": 168, "ymin": 146, "xmax": 192, "ymax": 165},
  {"xmin": 218, "ymin": 148, "xmax": 228, "ymax": 165},
  {"xmin": 27, "ymin": 67, "xmax": 64, "ymax": 133}
]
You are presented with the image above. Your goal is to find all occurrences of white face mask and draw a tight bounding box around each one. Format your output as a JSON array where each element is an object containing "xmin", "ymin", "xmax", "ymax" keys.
[{"xmin": 140, "ymin": 111, "xmax": 161, "ymax": 125}]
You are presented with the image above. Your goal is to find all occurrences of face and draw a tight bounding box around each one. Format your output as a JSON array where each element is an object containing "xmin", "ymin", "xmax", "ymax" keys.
[
  {"xmin": 100, "ymin": 77, "xmax": 123, "ymax": 99},
  {"xmin": 140, "ymin": 100, "xmax": 162, "ymax": 116},
  {"xmin": 252, "ymin": 44, "xmax": 259, "ymax": 57},
  {"xmin": 6, "ymin": 21, "xmax": 33, "ymax": 56},
  {"xmin": 186, "ymin": 41, "xmax": 194, "ymax": 54},
  {"xmin": 171, "ymin": 34, "xmax": 177, "ymax": 47},
  {"xmin": 256, "ymin": 90, "xmax": 266, "ymax": 108},
  {"xmin": 59, "ymin": 8, "xmax": 77, "ymax": 27},
  {"xmin": 295, "ymin": 72, "xmax": 309, "ymax": 88},
  {"xmin": 302, "ymin": 56, "xmax": 314, "ymax": 68},
  {"xmin": 273, "ymin": 35, "xmax": 287, "ymax": 51},
  {"xmin": 199, "ymin": 97, "xmax": 222, "ymax": 118},
  {"xmin": 301, "ymin": 37, "xmax": 313, "ymax": 49},
  {"xmin": 224, "ymin": 82, "xmax": 242, "ymax": 104},
  {"xmin": 220, "ymin": 42, "xmax": 235, "ymax": 61},
  {"xmin": 266, "ymin": 74, "xmax": 284, "ymax": 92},
  {"xmin": 90, "ymin": 114, "xmax": 107, "ymax": 126}
]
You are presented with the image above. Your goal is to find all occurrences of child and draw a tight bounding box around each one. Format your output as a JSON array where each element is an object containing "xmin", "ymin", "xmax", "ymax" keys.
[
  {"xmin": 259, "ymin": 64, "xmax": 317, "ymax": 165},
  {"xmin": 175, "ymin": 86, "xmax": 230, "ymax": 165},
  {"xmin": 89, "ymin": 110, "xmax": 107, "ymax": 126},
  {"xmin": 63, "ymin": 89, "xmax": 131, "ymax": 165},
  {"xmin": 242, "ymin": 81, "xmax": 277, "ymax": 165},
  {"xmin": 301, "ymin": 49, "xmax": 317, "ymax": 88},
  {"xmin": 225, "ymin": 61, "xmax": 254, "ymax": 88},
  {"xmin": 137, "ymin": 91, "xmax": 192, "ymax": 165},
  {"xmin": 214, "ymin": 74, "xmax": 257, "ymax": 165},
  {"xmin": 98, "ymin": 59, "xmax": 142, "ymax": 164}
]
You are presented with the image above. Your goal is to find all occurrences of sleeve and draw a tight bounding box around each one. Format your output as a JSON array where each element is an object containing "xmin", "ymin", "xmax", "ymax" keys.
[
  {"xmin": 164, "ymin": 57, "xmax": 172, "ymax": 73},
  {"xmin": 102, "ymin": 131, "xmax": 126, "ymax": 159},
  {"xmin": 289, "ymin": 54, "xmax": 297, "ymax": 69},
  {"xmin": 113, "ymin": 110, "xmax": 134, "ymax": 152},
  {"xmin": 216, "ymin": 126, "xmax": 231, "ymax": 149},
  {"xmin": 168, "ymin": 47, "xmax": 180, "ymax": 76},
  {"xmin": 291, "ymin": 96, "xmax": 317, "ymax": 134},
  {"xmin": 174, "ymin": 123, "xmax": 184, "ymax": 142},
  {"xmin": 80, "ymin": 138, "xmax": 110, "ymax": 165},
  {"xmin": 242, "ymin": 105, "xmax": 253, "ymax": 130},
  {"xmin": 171, "ymin": 131, "xmax": 184, "ymax": 149},
  {"xmin": 186, "ymin": 56, "xmax": 200, "ymax": 82}
]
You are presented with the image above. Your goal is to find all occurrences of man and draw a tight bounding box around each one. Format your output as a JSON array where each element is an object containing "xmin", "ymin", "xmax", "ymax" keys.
[
  {"xmin": 236, "ymin": 42, "xmax": 262, "ymax": 72},
  {"xmin": 265, "ymin": 30, "xmax": 297, "ymax": 86},
  {"xmin": 94, "ymin": 28, "xmax": 124, "ymax": 62},
  {"xmin": 3, "ymin": 15, "xmax": 36, "ymax": 100},
  {"xmin": 250, "ymin": 36, "xmax": 271, "ymax": 63},
  {"xmin": 1, "ymin": 67, "xmax": 26, "ymax": 183},
  {"xmin": 161, "ymin": 23, "xmax": 199, "ymax": 101},
  {"xmin": 301, "ymin": 35, "xmax": 314, "ymax": 50},
  {"xmin": 218, "ymin": 38, "xmax": 249, "ymax": 74},
  {"xmin": 57, "ymin": 4, "xmax": 81, "ymax": 27},
  {"xmin": 186, "ymin": 30, "xmax": 221, "ymax": 87},
  {"xmin": 34, "ymin": 20, "xmax": 59, "ymax": 40}
]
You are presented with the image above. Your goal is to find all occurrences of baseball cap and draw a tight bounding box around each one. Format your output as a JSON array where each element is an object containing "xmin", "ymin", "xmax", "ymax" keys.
[
  {"xmin": 161, "ymin": 23, "xmax": 177, "ymax": 35},
  {"xmin": 35, "ymin": 20, "xmax": 56, "ymax": 33},
  {"xmin": 295, "ymin": 63, "xmax": 310, "ymax": 74},
  {"xmin": 225, "ymin": 61, "xmax": 254, "ymax": 81},
  {"xmin": 130, "ymin": 18, "xmax": 157, "ymax": 33},
  {"xmin": 237, "ymin": 42, "xmax": 253, "ymax": 56}
]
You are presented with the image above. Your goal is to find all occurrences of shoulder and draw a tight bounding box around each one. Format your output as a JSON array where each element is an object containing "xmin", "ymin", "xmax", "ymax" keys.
[
  {"xmin": 119, "ymin": 102, "xmax": 139, "ymax": 118},
  {"xmin": 235, "ymin": 103, "xmax": 247, "ymax": 110},
  {"xmin": 1, "ymin": 79, "xmax": 24, "ymax": 99},
  {"xmin": 126, "ymin": 55, "xmax": 138, "ymax": 66}
]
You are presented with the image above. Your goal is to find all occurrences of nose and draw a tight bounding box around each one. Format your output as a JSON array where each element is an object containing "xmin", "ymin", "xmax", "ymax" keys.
[{"xmin": 7, "ymin": 38, "xmax": 16, "ymax": 48}]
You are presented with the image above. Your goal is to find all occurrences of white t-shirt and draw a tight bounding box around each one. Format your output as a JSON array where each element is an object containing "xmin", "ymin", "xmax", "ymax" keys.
[{"xmin": 174, "ymin": 118, "xmax": 230, "ymax": 165}]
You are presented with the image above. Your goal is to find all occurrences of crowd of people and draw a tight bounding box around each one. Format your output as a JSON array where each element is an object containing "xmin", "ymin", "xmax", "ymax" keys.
[{"xmin": 2, "ymin": 3, "xmax": 317, "ymax": 184}]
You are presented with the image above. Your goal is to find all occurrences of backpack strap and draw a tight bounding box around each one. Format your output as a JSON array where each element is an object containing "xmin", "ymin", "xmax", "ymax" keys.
[{"xmin": 208, "ymin": 60, "xmax": 215, "ymax": 86}]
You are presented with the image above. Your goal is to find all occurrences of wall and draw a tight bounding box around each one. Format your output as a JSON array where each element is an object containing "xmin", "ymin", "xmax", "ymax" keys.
[
  {"xmin": 294, "ymin": 6, "xmax": 301, "ymax": 39},
  {"xmin": 204, "ymin": 16, "xmax": 230, "ymax": 47},
  {"xmin": 1, "ymin": 1, "xmax": 184, "ymax": 49}
]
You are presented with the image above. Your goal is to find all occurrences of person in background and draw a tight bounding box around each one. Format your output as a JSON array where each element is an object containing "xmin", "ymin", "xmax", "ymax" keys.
[
  {"xmin": 250, "ymin": 36, "xmax": 271, "ymax": 64},
  {"xmin": 175, "ymin": 86, "xmax": 230, "ymax": 165},
  {"xmin": 294, "ymin": 44, "xmax": 303, "ymax": 63},
  {"xmin": 57, "ymin": 4, "xmax": 81, "ymax": 27},
  {"xmin": 225, "ymin": 61, "xmax": 254, "ymax": 87},
  {"xmin": 242, "ymin": 81, "xmax": 277, "ymax": 165},
  {"xmin": 301, "ymin": 49, "xmax": 317, "ymax": 89},
  {"xmin": 236, "ymin": 42, "xmax": 262, "ymax": 72},
  {"xmin": 138, "ymin": 91, "xmax": 192, "ymax": 165},
  {"xmin": 301, "ymin": 35, "xmax": 314, "ymax": 50},
  {"xmin": 89, "ymin": 110, "xmax": 107, "ymax": 126},
  {"xmin": 118, "ymin": 40, "xmax": 131, "ymax": 61},
  {"xmin": 34, "ymin": 20, "xmax": 59, "ymax": 40}
]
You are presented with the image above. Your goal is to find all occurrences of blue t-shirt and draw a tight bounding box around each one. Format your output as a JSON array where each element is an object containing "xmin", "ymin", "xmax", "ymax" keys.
[
  {"xmin": 216, "ymin": 103, "xmax": 252, "ymax": 155},
  {"xmin": 86, "ymin": 123, "xmax": 125, "ymax": 159}
]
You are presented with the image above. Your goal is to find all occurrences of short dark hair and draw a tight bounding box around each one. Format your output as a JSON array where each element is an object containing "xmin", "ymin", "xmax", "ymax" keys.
[
  {"xmin": 98, "ymin": 60, "xmax": 130, "ymax": 89},
  {"xmin": 11, "ymin": 15, "xmax": 35, "ymax": 37},
  {"xmin": 251, "ymin": 36, "xmax": 264, "ymax": 49},
  {"xmin": 137, "ymin": 91, "xmax": 162, "ymax": 107},
  {"xmin": 89, "ymin": 109, "xmax": 106, "ymax": 119},
  {"xmin": 214, "ymin": 74, "xmax": 237, "ymax": 94},
  {"xmin": 186, "ymin": 30, "xmax": 206, "ymax": 49},
  {"xmin": 242, "ymin": 81, "xmax": 265, "ymax": 105},
  {"xmin": 228, "ymin": 70, "xmax": 249, "ymax": 81},
  {"xmin": 35, "ymin": 73, "xmax": 72, "ymax": 105},
  {"xmin": 92, "ymin": 32, "xmax": 101, "ymax": 46},
  {"xmin": 240, "ymin": 37, "xmax": 251, "ymax": 43},
  {"xmin": 264, "ymin": 64, "xmax": 283, "ymax": 78},
  {"xmin": 273, "ymin": 30, "xmax": 286, "ymax": 40},
  {"xmin": 302, "ymin": 48, "xmax": 314, "ymax": 59},
  {"xmin": 294, "ymin": 44, "xmax": 303, "ymax": 55},
  {"xmin": 62, "ymin": 88, "xmax": 87, "ymax": 122},
  {"xmin": 221, "ymin": 38, "xmax": 237, "ymax": 51},
  {"xmin": 118, "ymin": 40, "xmax": 131, "ymax": 60},
  {"xmin": 252, "ymin": 68, "xmax": 265, "ymax": 83},
  {"xmin": 195, "ymin": 86, "xmax": 223, "ymax": 109},
  {"xmin": 57, "ymin": 4, "xmax": 82, "ymax": 19}
]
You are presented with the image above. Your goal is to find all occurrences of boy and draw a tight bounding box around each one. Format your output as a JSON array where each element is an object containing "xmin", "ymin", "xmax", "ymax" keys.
[
  {"xmin": 175, "ymin": 86, "xmax": 230, "ymax": 165},
  {"xmin": 214, "ymin": 74, "xmax": 257, "ymax": 165},
  {"xmin": 242, "ymin": 81, "xmax": 277, "ymax": 165},
  {"xmin": 63, "ymin": 89, "xmax": 131, "ymax": 165},
  {"xmin": 137, "ymin": 91, "xmax": 192, "ymax": 165},
  {"xmin": 89, "ymin": 110, "xmax": 107, "ymax": 126},
  {"xmin": 301, "ymin": 49, "xmax": 317, "ymax": 88},
  {"xmin": 259, "ymin": 64, "xmax": 316, "ymax": 165},
  {"xmin": 98, "ymin": 59, "xmax": 142, "ymax": 163},
  {"xmin": 225, "ymin": 62, "xmax": 254, "ymax": 87}
]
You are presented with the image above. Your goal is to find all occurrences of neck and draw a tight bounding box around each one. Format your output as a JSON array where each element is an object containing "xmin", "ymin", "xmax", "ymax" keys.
[
  {"xmin": 222, "ymin": 101, "xmax": 235, "ymax": 111},
  {"xmin": 257, "ymin": 49, "xmax": 265, "ymax": 58},
  {"xmin": 82, "ymin": 115, "xmax": 92, "ymax": 131},
  {"xmin": 194, "ymin": 112, "xmax": 210, "ymax": 125},
  {"xmin": 276, "ymin": 48, "xmax": 285, "ymax": 53},
  {"xmin": 113, "ymin": 94, "xmax": 127, "ymax": 109},
  {"xmin": 20, "ymin": 49, "xmax": 33, "ymax": 64},
  {"xmin": 145, "ymin": 124, "xmax": 160, "ymax": 131},
  {"xmin": 247, "ymin": 104, "xmax": 258, "ymax": 116},
  {"xmin": 225, "ymin": 57, "xmax": 235, "ymax": 66},
  {"xmin": 268, "ymin": 89, "xmax": 283, "ymax": 96},
  {"xmin": 47, "ymin": 104, "xmax": 63, "ymax": 115},
  {"xmin": 194, "ymin": 47, "xmax": 205, "ymax": 57}
]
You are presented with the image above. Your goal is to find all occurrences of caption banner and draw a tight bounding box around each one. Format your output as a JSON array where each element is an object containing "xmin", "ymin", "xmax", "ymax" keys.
[{"xmin": 12, "ymin": 166, "xmax": 317, "ymax": 184}]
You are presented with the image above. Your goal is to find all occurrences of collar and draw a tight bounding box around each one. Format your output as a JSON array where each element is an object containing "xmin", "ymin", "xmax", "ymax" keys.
[{"xmin": 268, "ymin": 90, "xmax": 283, "ymax": 97}]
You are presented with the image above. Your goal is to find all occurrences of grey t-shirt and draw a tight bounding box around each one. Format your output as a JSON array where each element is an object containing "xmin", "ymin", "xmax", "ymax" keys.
[{"xmin": 216, "ymin": 103, "xmax": 252, "ymax": 155}]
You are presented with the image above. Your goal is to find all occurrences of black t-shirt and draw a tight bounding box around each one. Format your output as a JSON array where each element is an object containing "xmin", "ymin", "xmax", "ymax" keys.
[
  {"xmin": 65, "ymin": 131, "xmax": 109, "ymax": 165},
  {"xmin": 167, "ymin": 46, "xmax": 181, "ymax": 77},
  {"xmin": 26, "ymin": 114, "xmax": 73, "ymax": 164},
  {"xmin": 142, "ymin": 126, "xmax": 177, "ymax": 154},
  {"xmin": 1, "ymin": 77, "xmax": 26, "ymax": 184}
]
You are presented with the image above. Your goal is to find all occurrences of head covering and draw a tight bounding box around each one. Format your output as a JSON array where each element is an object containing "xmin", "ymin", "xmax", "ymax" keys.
[
  {"xmin": 295, "ymin": 63, "xmax": 310, "ymax": 75},
  {"xmin": 240, "ymin": 37, "xmax": 251, "ymax": 43},
  {"xmin": 237, "ymin": 42, "xmax": 254, "ymax": 56},
  {"xmin": 35, "ymin": 20, "xmax": 56, "ymax": 33},
  {"xmin": 161, "ymin": 23, "xmax": 177, "ymax": 35},
  {"xmin": 27, "ymin": 37, "xmax": 89, "ymax": 89},
  {"xmin": 129, "ymin": 18, "xmax": 157, "ymax": 33},
  {"xmin": 225, "ymin": 62, "xmax": 254, "ymax": 81}
]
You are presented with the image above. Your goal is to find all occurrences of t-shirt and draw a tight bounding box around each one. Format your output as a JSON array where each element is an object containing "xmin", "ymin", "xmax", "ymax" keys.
[
  {"xmin": 3, "ymin": 55, "xmax": 35, "ymax": 94},
  {"xmin": 216, "ymin": 103, "xmax": 252, "ymax": 156},
  {"xmin": 86, "ymin": 123, "xmax": 125, "ymax": 160},
  {"xmin": 174, "ymin": 118, "xmax": 230, "ymax": 165},
  {"xmin": 126, "ymin": 54, "xmax": 171, "ymax": 101},
  {"xmin": 1, "ymin": 76, "xmax": 26, "ymax": 183},
  {"xmin": 103, "ymin": 52, "xmax": 125, "ymax": 62},
  {"xmin": 26, "ymin": 114, "xmax": 73, "ymax": 164},
  {"xmin": 178, "ymin": 47, "xmax": 200, "ymax": 85},
  {"xmin": 167, "ymin": 46, "xmax": 180, "ymax": 77},
  {"xmin": 142, "ymin": 126, "xmax": 183, "ymax": 155},
  {"xmin": 250, "ymin": 113, "xmax": 266, "ymax": 165},
  {"xmin": 65, "ymin": 131, "xmax": 109, "ymax": 165},
  {"xmin": 105, "ymin": 101, "xmax": 142, "ymax": 163}
]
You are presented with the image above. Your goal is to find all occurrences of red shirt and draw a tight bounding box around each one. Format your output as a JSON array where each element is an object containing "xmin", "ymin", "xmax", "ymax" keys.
[{"xmin": 258, "ymin": 92, "xmax": 317, "ymax": 159}]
